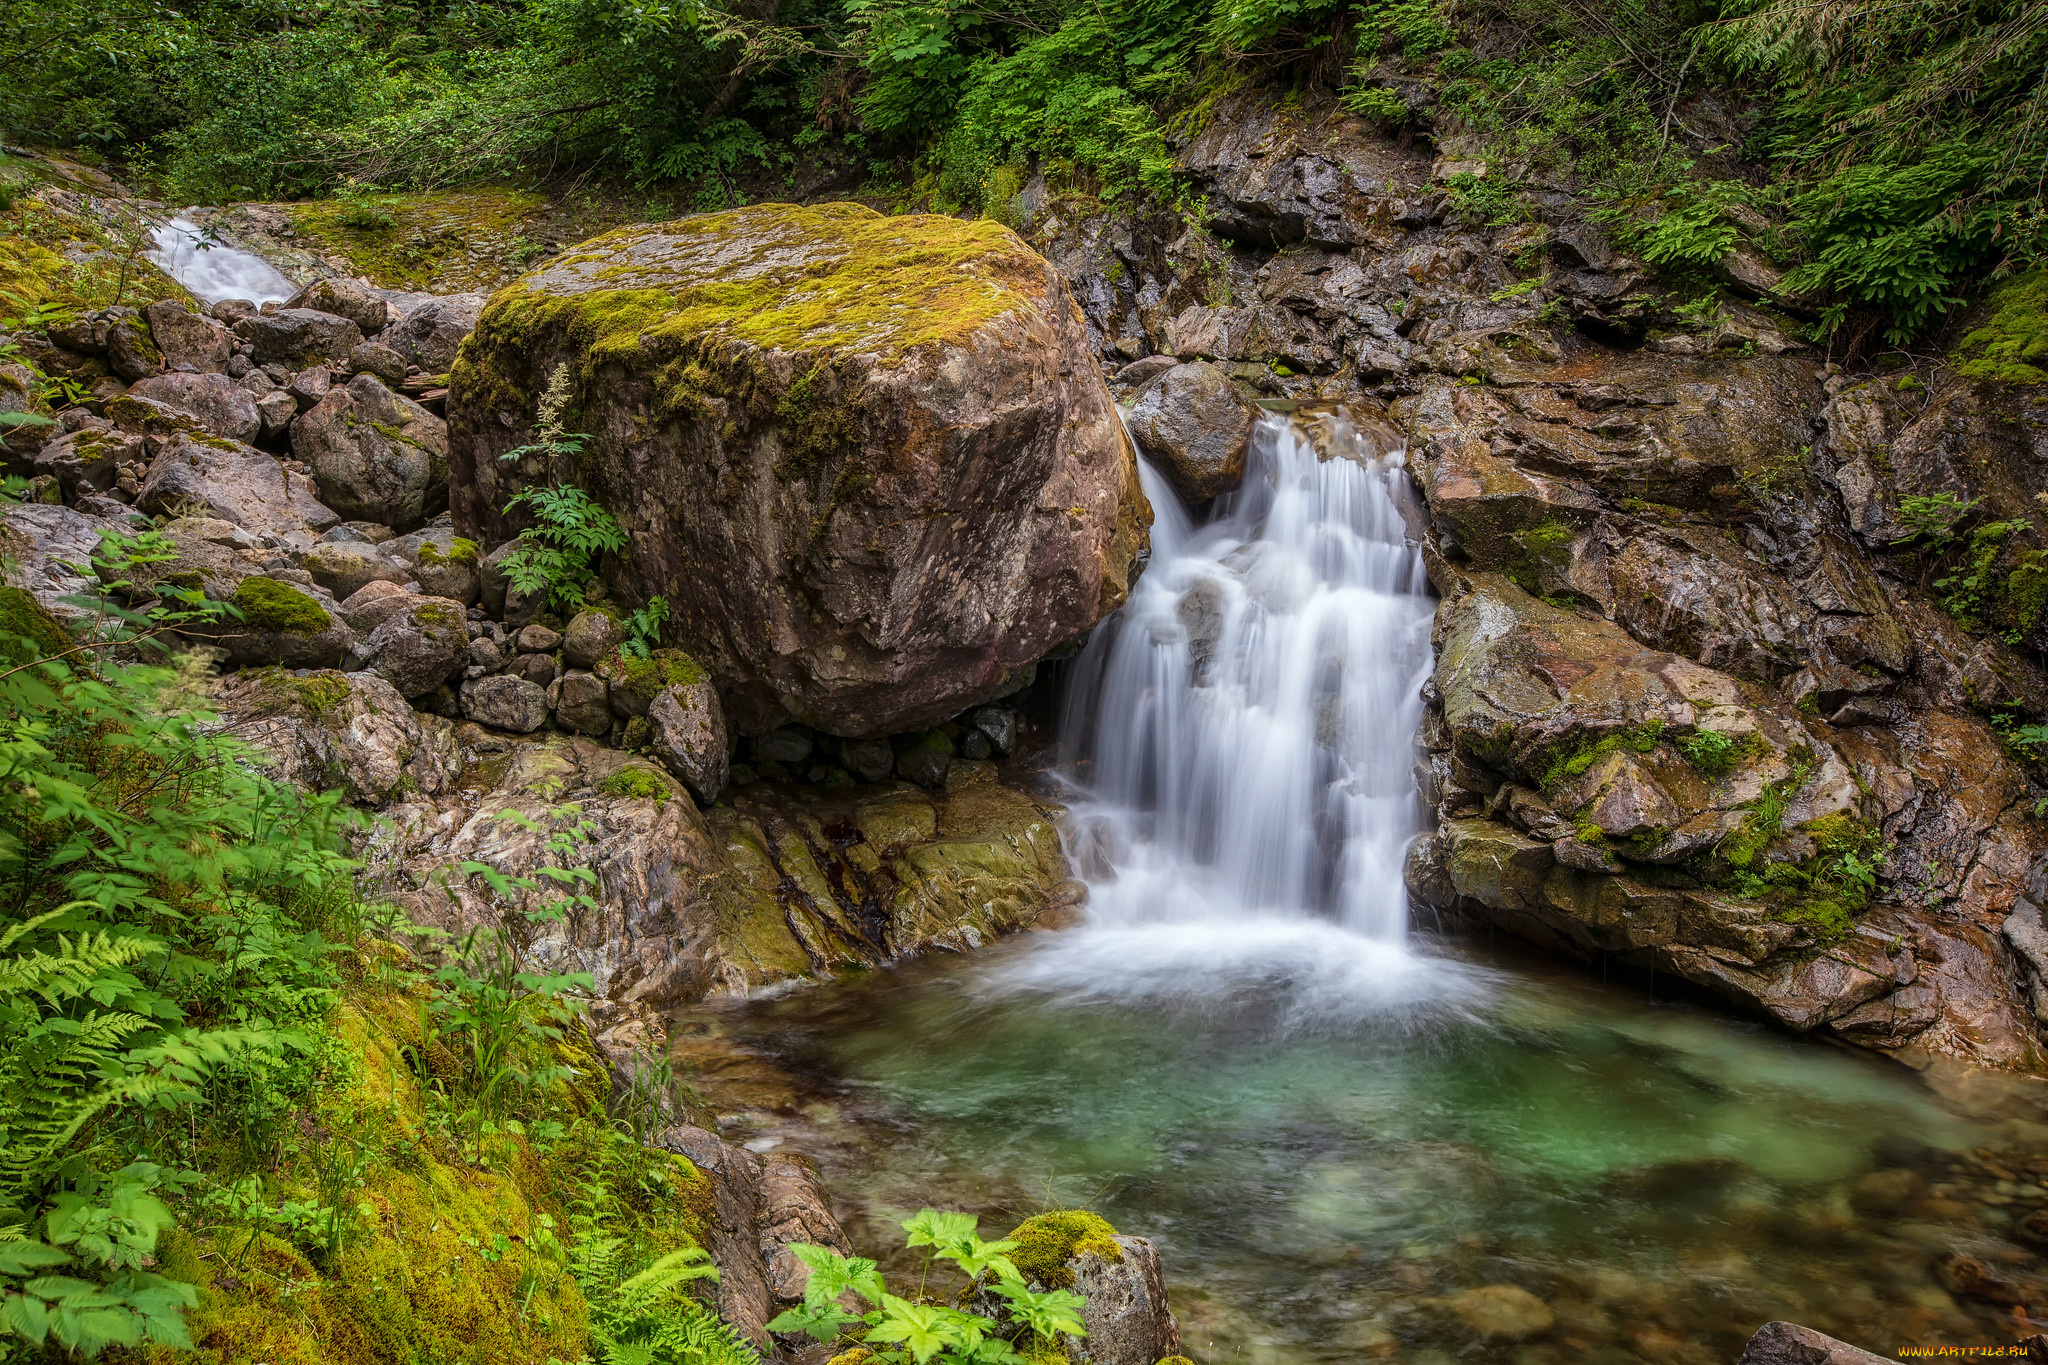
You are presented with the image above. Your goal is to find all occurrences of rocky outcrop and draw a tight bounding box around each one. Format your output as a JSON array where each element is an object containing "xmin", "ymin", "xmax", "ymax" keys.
[
  {"xmin": 1736, "ymin": 1320, "xmax": 1895, "ymax": 1365},
  {"xmin": 448, "ymin": 201, "xmax": 1150, "ymax": 737}
]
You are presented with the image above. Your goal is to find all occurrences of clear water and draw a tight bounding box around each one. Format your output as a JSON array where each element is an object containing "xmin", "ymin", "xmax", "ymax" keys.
[
  {"xmin": 148, "ymin": 215, "xmax": 297, "ymax": 306},
  {"xmin": 678, "ymin": 412, "xmax": 2048, "ymax": 1360}
]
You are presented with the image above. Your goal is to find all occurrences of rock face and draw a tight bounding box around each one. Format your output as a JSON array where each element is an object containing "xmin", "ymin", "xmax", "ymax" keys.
[
  {"xmin": 136, "ymin": 435, "xmax": 338, "ymax": 535},
  {"xmin": 448, "ymin": 202, "xmax": 1150, "ymax": 736},
  {"xmin": 1123, "ymin": 359, "xmax": 1259, "ymax": 502},
  {"xmin": 293, "ymin": 373, "xmax": 450, "ymax": 530}
]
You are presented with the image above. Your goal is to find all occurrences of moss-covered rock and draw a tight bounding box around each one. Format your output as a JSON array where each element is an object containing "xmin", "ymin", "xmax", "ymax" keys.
[
  {"xmin": 0, "ymin": 584, "xmax": 71, "ymax": 663},
  {"xmin": 1006, "ymin": 1211, "xmax": 1123, "ymax": 1291},
  {"xmin": 233, "ymin": 576, "xmax": 332, "ymax": 635},
  {"xmin": 448, "ymin": 201, "xmax": 1150, "ymax": 736}
]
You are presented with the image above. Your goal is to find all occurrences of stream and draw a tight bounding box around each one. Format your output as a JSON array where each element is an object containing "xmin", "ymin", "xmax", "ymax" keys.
[{"xmin": 676, "ymin": 412, "xmax": 2048, "ymax": 1361}]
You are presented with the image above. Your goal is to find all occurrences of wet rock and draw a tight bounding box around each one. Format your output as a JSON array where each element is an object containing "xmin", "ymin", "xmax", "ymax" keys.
[
  {"xmin": 136, "ymin": 435, "xmax": 338, "ymax": 535},
  {"xmin": 448, "ymin": 202, "xmax": 1148, "ymax": 736},
  {"xmin": 460, "ymin": 674, "xmax": 550, "ymax": 732},
  {"xmin": 360, "ymin": 596, "xmax": 471, "ymax": 699},
  {"xmin": 1735, "ymin": 1322, "xmax": 1894, "ymax": 1365},
  {"xmin": 755, "ymin": 727, "xmax": 814, "ymax": 765},
  {"xmin": 235, "ymin": 308, "xmax": 366, "ymax": 368},
  {"xmin": 292, "ymin": 373, "xmax": 449, "ymax": 531},
  {"xmin": 973, "ymin": 707, "xmax": 1019, "ymax": 755},
  {"xmin": 385, "ymin": 294, "xmax": 484, "ymax": 373},
  {"xmin": 756, "ymin": 1153, "xmax": 853, "ymax": 1305},
  {"xmin": 1936, "ymin": 1251, "xmax": 2026, "ymax": 1305},
  {"xmin": 989, "ymin": 1213, "xmax": 1180, "ymax": 1365},
  {"xmin": 1123, "ymin": 360, "xmax": 1258, "ymax": 503},
  {"xmin": 284, "ymin": 278, "xmax": 394, "ymax": 337},
  {"xmin": 550, "ymin": 669, "xmax": 612, "ymax": 736},
  {"xmin": 648, "ymin": 679, "xmax": 729, "ymax": 802},
  {"xmin": 142, "ymin": 300, "xmax": 233, "ymax": 374},
  {"xmin": 843, "ymin": 737, "xmax": 896, "ymax": 783},
  {"xmin": 562, "ymin": 609, "xmax": 625, "ymax": 670},
  {"xmin": 1445, "ymin": 1285, "xmax": 1554, "ymax": 1340}
]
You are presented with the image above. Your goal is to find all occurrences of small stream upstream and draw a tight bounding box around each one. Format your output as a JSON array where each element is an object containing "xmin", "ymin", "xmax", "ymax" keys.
[{"xmin": 678, "ymin": 413, "xmax": 2048, "ymax": 1361}]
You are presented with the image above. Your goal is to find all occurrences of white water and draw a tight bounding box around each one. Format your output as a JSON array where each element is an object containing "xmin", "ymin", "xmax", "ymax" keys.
[
  {"xmin": 993, "ymin": 410, "xmax": 1482, "ymax": 1022},
  {"xmin": 148, "ymin": 216, "xmax": 296, "ymax": 307}
]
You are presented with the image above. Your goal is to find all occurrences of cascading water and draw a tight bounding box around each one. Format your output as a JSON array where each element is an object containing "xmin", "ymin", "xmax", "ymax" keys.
[
  {"xmin": 996, "ymin": 408, "xmax": 1477, "ymax": 1017},
  {"xmin": 147, "ymin": 216, "xmax": 297, "ymax": 307}
]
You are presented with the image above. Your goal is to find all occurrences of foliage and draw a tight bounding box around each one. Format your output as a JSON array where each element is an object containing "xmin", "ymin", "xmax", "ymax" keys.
[
  {"xmin": 1956, "ymin": 270, "xmax": 2048, "ymax": 383},
  {"xmin": 583, "ymin": 1246, "xmax": 761, "ymax": 1365},
  {"xmin": 1677, "ymin": 727, "xmax": 1757, "ymax": 779},
  {"xmin": 499, "ymin": 364, "xmax": 628, "ymax": 613},
  {"xmin": 1890, "ymin": 492, "xmax": 1982, "ymax": 556},
  {"xmin": 768, "ymin": 1209, "xmax": 1089, "ymax": 1363},
  {"xmin": 622, "ymin": 596, "xmax": 671, "ymax": 661}
]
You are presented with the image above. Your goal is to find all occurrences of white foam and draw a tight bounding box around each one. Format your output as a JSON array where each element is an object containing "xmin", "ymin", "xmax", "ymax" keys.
[{"xmin": 148, "ymin": 215, "xmax": 296, "ymax": 306}]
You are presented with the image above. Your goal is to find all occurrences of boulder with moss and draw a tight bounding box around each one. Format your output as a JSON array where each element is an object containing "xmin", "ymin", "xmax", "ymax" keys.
[
  {"xmin": 647, "ymin": 675, "xmax": 727, "ymax": 802},
  {"xmin": 196, "ymin": 575, "xmax": 355, "ymax": 668},
  {"xmin": 984, "ymin": 1211, "xmax": 1182, "ymax": 1365},
  {"xmin": 213, "ymin": 668, "xmax": 460, "ymax": 805},
  {"xmin": 359, "ymin": 595, "xmax": 470, "ymax": 698},
  {"xmin": 125, "ymin": 372, "xmax": 261, "ymax": 443},
  {"xmin": 447, "ymin": 201, "xmax": 1151, "ymax": 737},
  {"xmin": 293, "ymin": 373, "xmax": 450, "ymax": 531}
]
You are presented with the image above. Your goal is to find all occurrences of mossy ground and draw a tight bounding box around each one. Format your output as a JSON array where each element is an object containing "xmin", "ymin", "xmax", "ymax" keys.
[
  {"xmin": 1955, "ymin": 271, "xmax": 2048, "ymax": 384},
  {"xmin": 0, "ymin": 584, "xmax": 72, "ymax": 662},
  {"xmin": 233, "ymin": 577, "xmax": 333, "ymax": 635},
  {"xmin": 143, "ymin": 949, "xmax": 710, "ymax": 1365},
  {"xmin": 0, "ymin": 176, "xmax": 195, "ymax": 316}
]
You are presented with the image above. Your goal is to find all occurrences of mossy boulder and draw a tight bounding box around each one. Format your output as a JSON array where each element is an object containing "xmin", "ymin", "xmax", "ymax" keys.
[
  {"xmin": 0, "ymin": 584, "xmax": 71, "ymax": 663},
  {"xmin": 293, "ymin": 373, "xmax": 450, "ymax": 531},
  {"xmin": 206, "ymin": 576, "xmax": 356, "ymax": 669},
  {"xmin": 994, "ymin": 1212, "xmax": 1182, "ymax": 1365},
  {"xmin": 448, "ymin": 201, "xmax": 1150, "ymax": 736}
]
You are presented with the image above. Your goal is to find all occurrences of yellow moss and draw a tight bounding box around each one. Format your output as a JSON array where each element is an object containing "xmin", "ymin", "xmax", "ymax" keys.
[
  {"xmin": 0, "ymin": 585, "xmax": 71, "ymax": 662},
  {"xmin": 289, "ymin": 189, "xmax": 551, "ymax": 293},
  {"xmin": 1003, "ymin": 1211, "xmax": 1123, "ymax": 1291},
  {"xmin": 0, "ymin": 192, "xmax": 195, "ymax": 312}
]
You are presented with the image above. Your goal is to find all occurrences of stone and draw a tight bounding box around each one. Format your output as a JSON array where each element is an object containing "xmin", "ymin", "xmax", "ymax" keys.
[
  {"xmin": 562, "ymin": 609, "xmax": 625, "ymax": 670},
  {"xmin": 212, "ymin": 299, "xmax": 257, "ymax": 324},
  {"xmin": 1734, "ymin": 1321, "xmax": 1900, "ymax": 1365},
  {"xmin": 843, "ymin": 737, "xmax": 896, "ymax": 783},
  {"xmin": 973, "ymin": 706, "xmax": 1018, "ymax": 755},
  {"xmin": 551, "ymin": 669, "xmax": 612, "ymax": 735},
  {"xmin": 1445, "ymin": 1285, "xmax": 1554, "ymax": 1340},
  {"xmin": 124, "ymin": 372, "xmax": 260, "ymax": 443},
  {"xmin": 360, "ymin": 596, "xmax": 471, "ymax": 698},
  {"xmin": 292, "ymin": 373, "xmax": 449, "ymax": 531},
  {"xmin": 143, "ymin": 300, "xmax": 233, "ymax": 373},
  {"xmin": 338, "ymin": 579, "xmax": 416, "ymax": 632},
  {"xmin": 234, "ymin": 308, "xmax": 366, "ymax": 367},
  {"xmin": 136, "ymin": 435, "xmax": 338, "ymax": 535},
  {"xmin": 30, "ymin": 426, "xmax": 132, "ymax": 502},
  {"xmin": 1, "ymin": 501, "xmax": 135, "ymax": 629},
  {"xmin": 467, "ymin": 636, "xmax": 504, "ymax": 671},
  {"xmin": 203, "ymin": 576, "xmax": 356, "ymax": 669},
  {"xmin": 511, "ymin": 652, "xmax": 557, "ymax": 687},
  {"xmin": 648, "ymin": 680, "xmax": 729, "ymax": 802},
  {"xmin": 460, "ymin": 674, "xmax": 550, "ymax": 733},
  {"xmin": 102, "ymin": 308, "xmax": 161, "ymax": 381},
  {"xmin": 1113, "ymin": 354, "xmax": 1179, "ymax": 391},
  {"xmin": 255, "ymin": 388, "xmax": 297, "ymax": 441},
  {"xmin": 1124, "ymin": 360, "xmax": 1259, "ymax": 503},
  {"xmin": 410, "ymin": 535, "xmax": 481, "ymax": 605},
  {"xmin": 303, "ymin": 541, "xmax": 411, "ymax": 600},
  {"xmin": 384, "ymin": 294, "xmax": 485, "ymax": 373},
  {"xmin": 284, "ymin": 278, "xmax": 394, "ymax": 336},
  {"xmin": 755, "ymin": 727, "xmax": 813, "ymax": 765},
  {"xmin": 897, "ymin": 730, "xmax": 954, "ymax": 789},
  {"xmin": 517, "ymin": 623, "xmax": 562, "ymax": 653},
  {"xmin": 287, "ymin": 368, "xmax": 331, "ymax": 411},
  {"xmin": 348, "ymin": 341, "xmax": 408, "ymax": 385},
  {"xmin": 447, "ymin": 202, "xmax": 1148, "ymax": 736}
]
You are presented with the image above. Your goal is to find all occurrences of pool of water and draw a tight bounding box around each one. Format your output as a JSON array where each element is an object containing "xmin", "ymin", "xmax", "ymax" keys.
[{"xmin": 675, "ymin": 929, "xmax": 2048, "ymax": 1363}]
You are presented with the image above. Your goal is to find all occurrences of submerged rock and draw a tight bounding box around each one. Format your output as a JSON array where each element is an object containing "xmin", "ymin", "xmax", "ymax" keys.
[{"xmin": 448, "ymin": 201, "xmax": 1150, "ymax": 736}]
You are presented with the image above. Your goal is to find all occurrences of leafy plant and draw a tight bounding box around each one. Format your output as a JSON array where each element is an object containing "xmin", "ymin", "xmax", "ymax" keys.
[
  {"xmin": 584, "ymin": 1246, "xmax": 759, "ymax": 1365},
  {"xmin": 499, "ymin": 364, "xmax": 627, "ymax": 613},
  {"xmin": 1890, "ymin": 492, "xmax": 1981, "ymax": 556},
  {"xmin": 769, "ymin": 1208, "xmax": 1088, "ymax": 1363},
  {"xmin": 622, "ymin": 596, "xmax": 670, "ymax": 661}
]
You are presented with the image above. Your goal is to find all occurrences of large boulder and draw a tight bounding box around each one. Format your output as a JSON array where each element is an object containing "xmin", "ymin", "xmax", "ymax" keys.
[
  {"xmin": 142, "ymin": 300, "xmax": 233, "ymax": 374},
  {"xmin": 136, "ymin": 435, "xmax": 339, "ymax": 536},
  {"xmin": 235, "ymin": 308, "xmax": 365, "ymax": 368},
  {"xmin": 448, "ymin": 202, "xmax": 1150, "ymax": 735},
  {"xmin": 292, "ymin": 373, "xmax": 449, "ymax": 531},
  {"xmin": 385, "ymin": 294, "xmax": 485, "ymax": 373},
  {"xmin": 359, "ymin": 596, "xmax": 470, "ymax": 698},
  {"xmin": 285, "ymin": 278, "xmax": 394, "ymax": 337},
  {"xmin": 205, "ymin": 575, "xmax": 356, "ymax": 668},
  {"xmin": 1124, "ymin": 360, "xmax": 1259, "ymax": 503},
  {"xmin": 125, "ymin": 373, "xmax": 261, "ymax": 443},
  {"xmin": 0, "ymin": 501, "xmax": 135, "ymax": 628},
  {"xmin": 647, "ymin": 678, "xmax": 728, "ymax": 802},
  {"xmin": 212, "ymin": 669, "xmax": 459, "ymax": 805}
]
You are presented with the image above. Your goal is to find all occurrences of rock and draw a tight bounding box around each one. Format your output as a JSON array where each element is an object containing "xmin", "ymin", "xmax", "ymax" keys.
[
  {"xmin": 974, "ymin": 707, "xmax": 1019, "ymax": 755},
  {"xmin": 756, "ymin": 1153, "xmax": 853, "ymax": 1306},
  {"xmin": 1123, "ymin": 360, "xmax": 1258, "ymax": 503},
  {"xmin": 254, "ymin": 389, "xmax": 297, "ymax": 442},
  {"xmin": 284, "ymin": 278, "xmax": 393, "ymax": 337},
  {"xmin": 511, "ymin": 652, "xmax": 557, "ymax": 686},
  {"xmin": 897, "ymin": 730, "xmax": 954, "ymax": 789},
  {"xmin": 287, "ymin": 368, "xmax": 331, "ymax": 412},
  {"xmin": 460, "ymin": 674, "xmax": 550, "ymax": 732},
  {"xmin": 206, "ymin": 576, "xmax": 356, "ymax": 669},
  {"xmin": 124, "ymin": 372, "xmax": 260, "ymax": 443},
  {"xmin": 517, "ymin": 622, "xmax": 562, "ymax": 653},
  {"xmin": 551, "ymin": 669, "xmax": 612, "ymax": 736},
  {"xmin": 1936, "ymin": 1251, "xmax": 2026, "ymax": 1305},
  {"xmin": 136, "ymin": 435, "xmax": 338, "ymax": 535},
  {"xmin": 30, "ymin": 425, "xmax": 133, "ymax": 502},
  {"xmin": 212, "ymin": 669, "xmax": 458, "ymax": 805},
  {"xmin": 410, "ymin": 534, "xmax": 481, "ymax": 605},
  {"xmin": 292, "ymin": 373, "xmax": 449, "ymax": 531},
  {"xmin": 212, "ymin": 299, "xmax": 257, "ymax": 324},
  {"xmin": 1113, "ymin": 354, "xmax": 1179, "ymax": 391},
  {"xmin": 1445, "ymin": 1285, "xmax": 1554, "ymax": 1340},
  {"xmin": 843, "ymin": 737, "xmax": 896, "ymax": 783},
  {"xmin": 102, "ymin": 308, "xmax": 161, "ymax": 381},
  {"xmin": 0, "ymin": 501, "xmax": 134, "ymax": 628},
  {"xmin": 1734, "ymin": 1321, "xmax": 1900, "ymax": 1364},
  {"xmin": 142, "ymin": 300, "xmax": 233, "ymax": 374},
  {"xmin": 384, "ymin": 294, "xmax": 485, "ymax": 373},
  {"xmin": 562, "ymin": 609, "xmax": 625, "ymax": 670},
  {"xmin": 648, "ymin": 679, "xmax": 729, "ymax": 802},
  {"xmin": 348, "ymin": 341, "xmax": 407, "ymax": 385},
  {"xmin": 360, "ymin": 596, "xmax": 471, "ymax": 698},
  {"xmin": 755, "ymin": 727, "xmax": 814, "ymax": 765},
  {"xmin": 448, "ymin": 202, "xmax": 1149, "ymax": 736},
  {"xmin": 993, "ymin": 1213, "xmax": 1179, "ymax": 1365},
  {"xmin": 338, "ymin": 579, "xmax": 416, "ymax": 633},
  {"xmin": 235, "ymin": 309, "xmax": 366, "ymax": 367},
  {"xmin": 303, "ymin": 541, "xmax": 411, "ymax": 600}
]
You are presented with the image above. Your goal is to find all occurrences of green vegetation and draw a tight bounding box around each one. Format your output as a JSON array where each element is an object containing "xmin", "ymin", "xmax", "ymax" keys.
[
  {"xmin": 768, "ymin": 1208, "xmax": 1091, "ymax": 1361},
  {"xmin": 599, "ymin": 766, "xmax": 673, "ymax": 804},
  {"xmin": 1537, "ymin": 719, "xmax": 1664, "ymax": 793},
  {"xmin": 416, "ymin": 537, "xmax": 481, "ymax": 569},
  {"xmin": 498, "ymin": 364, "xmax": 629, "ymax": 614},
  {"xmin": 1956, "ymin": 271, "xmax": 2048, "ymax": 384},
  {"xmin": 1677, "ymin": 727, "xmax": 1759, "ymax": 779},
  {"xmin": 231, "ymin": 577, "xmax": 333, "ymax": 636},
  {"xmin": 1888, "ymin": 493, "xmax": 2047, "ymax": 641}
]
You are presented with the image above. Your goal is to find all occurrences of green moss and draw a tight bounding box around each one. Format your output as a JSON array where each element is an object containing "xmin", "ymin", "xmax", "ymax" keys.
[
  {"xmin": 613, "ymin": 647, "xmax": 706, "ymax": 699},
  {"xmin": 417, "ymin": 537, "xmax": 481, "ymax": 568},
  {"xmin": 411, "ymin": 599, "xmax": 468, "ymax": 632},
  {"xmin": 254, "ymin": 666, "xmax": 353, "ymax": 716},
  {"xmin": 1955, "ymin": 270, "xmax": 2048, "ymax": 384},
  {"xmin": 0, "ymin": 585, "xmax": 71, "ymax": 663},
  {"xmin": 232, "ymin": 577, "xmax": 332, "ymax": 636},
  {"xmin": 1536, "ymin": 719, "xmax": 1665, "ymax": 792},
  {"xmin": 774, "ymin": 361, "xmax": 859, "ymax": 483},
  {"xmin": 598, "ymin": 765, "xmax": 670, "ymax": 804},
  {"xmin": 289, "ymin": 188, "xmax": 552, "ymax": 293},
  {"xmin": 1676, "ymin": 727, "xmax": 1761, "ymax": 779},
  {"xmin": 1003, "ymin": 1211, "xmax": 1123, "ymax": 1291}
]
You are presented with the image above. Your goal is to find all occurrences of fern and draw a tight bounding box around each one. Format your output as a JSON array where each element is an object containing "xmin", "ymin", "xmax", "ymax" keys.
[{"xmin": 499, "ymin": 364, "xmax": 628, "ymax": 612}]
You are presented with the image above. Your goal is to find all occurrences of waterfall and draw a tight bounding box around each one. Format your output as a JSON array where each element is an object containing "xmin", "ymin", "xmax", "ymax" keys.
[
  {"xmin": 996, "ymin": 409, "xmax": 1469, "ymax": 1020},
  {"xmin": 148, "ymin": 216, "xmax": 297, "ymax": 307}
]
